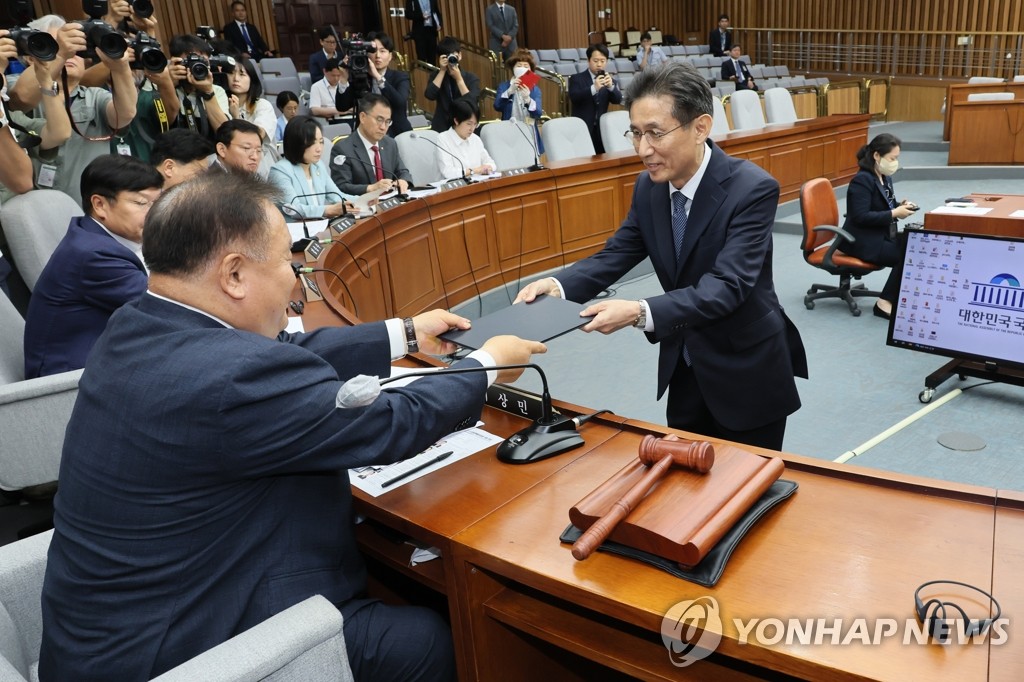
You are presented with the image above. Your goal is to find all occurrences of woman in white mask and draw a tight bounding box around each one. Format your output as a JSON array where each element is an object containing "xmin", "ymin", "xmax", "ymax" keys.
[
  {"xmin": 840, "ymin": 133, "xmax": 918, "ymax": 319},
  {"xmin": 494, "ymin": 48, "xmax": 543, "ymax": 153}
]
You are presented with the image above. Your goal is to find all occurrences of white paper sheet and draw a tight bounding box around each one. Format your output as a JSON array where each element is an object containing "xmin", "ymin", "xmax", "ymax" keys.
[
  {"xmin": 285, "ymin": 219, "xmax": 328, "ymax": 242},
  {"xmin": 929, "ymin": 206, "xmax": 993, "ymax": 216},
  {"xmin": 1008, "ymin": 209, "xmax": 1024, "ymax": 218}
]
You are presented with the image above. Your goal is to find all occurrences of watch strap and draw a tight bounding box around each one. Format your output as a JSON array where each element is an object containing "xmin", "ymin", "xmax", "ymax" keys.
[{"xmin": 402, "ymin": 317, "xmax": 419, "ymax": 354}]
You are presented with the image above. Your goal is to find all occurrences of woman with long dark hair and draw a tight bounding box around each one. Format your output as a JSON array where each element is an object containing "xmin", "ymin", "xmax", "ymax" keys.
[{"xmin": 226, "ymin": 57, "xmax": 276, "ymax": 140}]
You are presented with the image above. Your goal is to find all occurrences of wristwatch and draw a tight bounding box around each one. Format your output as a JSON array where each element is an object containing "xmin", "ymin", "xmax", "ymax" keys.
[
  {"xmin": 633, "ymin": 300, "xmax": 648, "ymax": 329},
  {"xmin": 402, "ymin": 317, "xmax": 419, "ymax": 354},
  {"xmin": 199, "ymin": 90, "xmax": 215, "ymax": 101},
  {"xmin": 40, "ymin": 81, "xmax": 59, "ymax": 98}
]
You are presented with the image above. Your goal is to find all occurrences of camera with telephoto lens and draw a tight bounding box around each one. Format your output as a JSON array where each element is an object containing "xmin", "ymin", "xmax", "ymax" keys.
[
  {"xmin": 129, "ymin": 31, "xmax": 166, "ymax": 72},
  {"xmin": 195, "ymin": 25, "xmax": 216, "ymax": 41},
  {"xmin": 340, "ymin": 34, "xmax": 376, "ymax": 98},
  {"xmin": 77, "ymin": 0, "xmax": 128, "ymax": 60},
  {"xmin": 446, "ymin": 53, "xmax": 459, "ymax": 67},
  {"xmin": 128, "ymin": 0, "xmax": 154, "ymax": 19},
  {"xmin": 6, "ymin": 0, "xmax": 59, "ymax": 61}
]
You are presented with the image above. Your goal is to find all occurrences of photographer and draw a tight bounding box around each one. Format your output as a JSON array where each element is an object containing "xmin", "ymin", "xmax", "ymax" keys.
[
  {"xmin": 424, "ymin": 36, "xmax": 480, "ymax": 133},
  {"xmin": 167, "ymin": 33, "xmax": 231, "ymax": 140},
  {"xmin": 366, "ymin": 32, "xmax": 410, "ymax": 137},
  {"xmin": 5, "ymin": 17, "xmax": 137, "ymax": 207}
]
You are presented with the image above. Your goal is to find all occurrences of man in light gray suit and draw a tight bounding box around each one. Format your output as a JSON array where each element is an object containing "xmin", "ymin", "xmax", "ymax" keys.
[
  {"xmin": 329, "ymin": 94, "xmax": 413, "ymax": 196},
  {"xmin": 486, "ymin": 0, "xmax": 519, "ymax": 61}
]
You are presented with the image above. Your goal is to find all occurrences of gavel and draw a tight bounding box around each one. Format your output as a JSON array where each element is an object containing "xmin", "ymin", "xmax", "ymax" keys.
[{"xmin": 571, "ymin": 435, "xmax": 715, "ymax": 560}]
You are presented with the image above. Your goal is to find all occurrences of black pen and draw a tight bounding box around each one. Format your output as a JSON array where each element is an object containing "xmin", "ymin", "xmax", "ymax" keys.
[{"xmin": 380, "ymin": 451, "xmax": 454, "ymax": 489}]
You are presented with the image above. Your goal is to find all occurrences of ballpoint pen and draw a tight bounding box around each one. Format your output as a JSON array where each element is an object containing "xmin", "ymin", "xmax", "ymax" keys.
[{"xmin": 380, "ymin": 450, "xmax": 454, "ymax": 489}]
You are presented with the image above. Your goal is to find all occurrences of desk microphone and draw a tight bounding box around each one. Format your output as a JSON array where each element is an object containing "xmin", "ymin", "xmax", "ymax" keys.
[
  {"xmin": 409, "ymin": 131, "xmax": 473, "ymax": 182},
  {"xmin": 293, "ymin": 264, "xmax": 361, "ymax": 318},
  {"xmin": 333, "ymin": 151, "xmax": 410, "ymax": 200},
  {"xmin": 280, "ymin": 192, "xmax": 348, "ymax": 250},
  {"xmin": 374, "ymin": 363, "xmax": 607, "ymax": 464},
  {"xmin": 508, "ymin": 119, "xmax": 545, "ymax": 171}
]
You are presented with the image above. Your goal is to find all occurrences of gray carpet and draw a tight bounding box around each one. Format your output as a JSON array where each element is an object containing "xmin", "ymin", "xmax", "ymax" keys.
[{"xmin": 457, "ymin": 121, "xmax": 1024, "ymax": 491}]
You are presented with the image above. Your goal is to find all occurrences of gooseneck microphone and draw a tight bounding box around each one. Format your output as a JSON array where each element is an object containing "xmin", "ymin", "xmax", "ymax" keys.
[
  {"xmin": 378, "ymin": 363, "xmax": 607, "ymax": 464},
  {"xmin": 333, "ymin": 149, "xmax": 409, "ymax": 200},
  {"xmin": 293, "ymin": 264, "xmax": 361, "ymax": 318},
  {"xmin": 509, "ymin": 119, "xmax": 545, "ymax": 171},
  {"xmin": 409, "ymin": 131, "xmax": 472, "ymax": 182}
]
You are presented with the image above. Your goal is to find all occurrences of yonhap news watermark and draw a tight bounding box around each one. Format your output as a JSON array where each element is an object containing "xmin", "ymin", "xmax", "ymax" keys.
[{"xmin": 660, "ymin": 597, "xmax": 1009, "ymax": 667}]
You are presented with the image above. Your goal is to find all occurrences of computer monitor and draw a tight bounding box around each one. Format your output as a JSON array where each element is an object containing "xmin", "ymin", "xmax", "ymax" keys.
[{"xmin": 887, "ymin": 228, "xmax": 1024, "ymax": 370}]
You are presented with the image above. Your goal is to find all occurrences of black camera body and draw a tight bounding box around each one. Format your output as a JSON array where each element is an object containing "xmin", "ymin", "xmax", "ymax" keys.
[
  {"xmin": 195, "ymin": 26, "xmax": 217, "ymax": 42},
  {"xmin": 446, "ymin": 53, "xmax": 459, "ymax": 67},
  {"xmin": 183, "ymin": 53, "xmax": 210, "ymax": 80},
  {"xmin": 129, "ymin": 0, "xmax": 154, "ymax": 20},
  {"xmin": 341, "ymin": 35, "xmax": 376, "ymax": 98},
  {"xmin": 129, "ymin": 31, "xmax": 166, "ymax": 72},
  {"xmin": 9, "ymin": 27, "xmax": 59, "ymax": 61},
  {"xmin": 77, "ymin": 1, "xmax": 127, "ymax": 60}
]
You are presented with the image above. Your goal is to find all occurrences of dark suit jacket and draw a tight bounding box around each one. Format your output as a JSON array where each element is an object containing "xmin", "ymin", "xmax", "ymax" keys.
[
  {"xmin": 405, "ymin": 0, "xmax": 442, "ymax": 30},
  {"xmin": 222, "ymin": 21, "xmax": 270, "ymax": 57},
  {"xmin": 567, "ymin": 70, "xmax": 622, "ymax": 154},
  {"xmin": 23, "ymin": 216, "xmax": 147, "ymax": 379},
  {"xmin": 708, "ymin": 28, "xmax": 733, "ymax": 57},
  {"xmin": 557, "ymin": 142, "xmax": 807, "ymax": 432},
  {"xmin": 721, "ymin": 57, "xmax": 756, "ymax": 90},
  {"xmin": 840, "ymin": 169, "xmax": 900, "ymax": 265},
  {"xmin": 329, "ymin": 130, "xmax": 413, "ymax": 195},
  {"xmin": 308, "ymin": 49, "xmax": 336, "ymax": 84},
  {"xmin": 334, "ymin": 69, "xmax": 411, "ymax": 137},
  {"xmin": 38, "ymin": 293, "xmax": 488, "ymax": 681},
  {"xmin": 424, "ymin": 70, "xmax": 481, "ymax": 132},
  {"xmin": 485, "ymin": 2, "xmax": 519, "ymax": 58}
]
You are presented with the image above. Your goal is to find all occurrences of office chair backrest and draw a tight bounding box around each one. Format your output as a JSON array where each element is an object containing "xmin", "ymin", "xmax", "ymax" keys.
[
  {"xmin": 541, "ymin": 117, "xmax": 597, "ymax": 161},
  {"xmin": 729, "ymin": 89, "xmax": 766, "ymax": 130},
  {"xmin": 710, "ymin": 96, "xmax": 730, "ymax": 136},
  {"xmin": 0, "ymin": 293, "xmax": 26, "ymax": 384},
  {"xmin": 764, "ymin": 87, "xmax": 798, "ymax": 124},
  {"xmin": 0, "ymin": 190, "xmax": 83, "ymax": 292},
  {"xmin": 599, "ymin": 110, "xmax": 633, "ymax": 154},
  {"xmin": 480, "ymin": 120, "xmax": 537, "ymax": 170},
  {"xmin": 967, "ymin": 76, "xmax": 1004, "ymax": 84},
  {"xmin": 259, "ymin": 57, "xmax": 299, "ymax": 79},
  {"xmin": 966, "ymin": 92, "xmax": 1014, "ymax": 102},
  {"xmin": 395, "ymin": 130, "xmax": 444, "ymax": 185},
  {"xmin": 262, "ymin": 75, "xmax": 302, "ymax": 97},
  {"xmin": 800, "ymin": 178, "xmax": 841, "ymax": 254},
  {"xmin": 321, "ymin": 122, "xmax": 351, "ymax": 140}
]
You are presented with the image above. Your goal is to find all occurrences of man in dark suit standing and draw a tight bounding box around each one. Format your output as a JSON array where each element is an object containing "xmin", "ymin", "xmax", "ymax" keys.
[
  {"xmin": 404, "ymin": 0, "xmax": 442, "ymax": 65},
  {"xmin": 567, "ymin": 44, "xmax": 622, "ymax": 154},
  {"xmin": 330, "ymin": 93, "xmax": 413, "ymax": 195},
  {"xmin": 708, "ymin": 13, "xmax": 732, "ymax": 57},
  {"xmin": 485, "ymin": 0, "xmax": 519, "ymax": 61},
  {"xmin": 222, "ymin": 1, "xmax": 273, "ymax": 62},
  {"xmin": 721, "ymin": 45, "xmax": 757, "ymax": 91},
  {"xmin": 23, "ymin": 155, "xmax": 164, "ymax": 379},
  {"xmin": 38, "ymin": 170, "xmax": 545, "ymax": 682},
  {"xmin": 516, "ymin": 62, "xmax": 806, "ymax": 450}
]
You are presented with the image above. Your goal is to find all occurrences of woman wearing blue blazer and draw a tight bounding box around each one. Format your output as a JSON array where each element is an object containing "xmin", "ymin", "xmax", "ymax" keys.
[
  {"xmin": 269, "ymin": 115, "xmax": 355, "ymax": 218},
  {"xmin": 494, "ymin": 48, "xmax": 543, "ymax": 154}
]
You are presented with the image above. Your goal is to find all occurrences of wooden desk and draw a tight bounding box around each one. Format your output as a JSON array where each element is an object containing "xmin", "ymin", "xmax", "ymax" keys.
[
  {"xmin": 948, "ymin": 100, "xmax": 1024, "ymax": 165},
  {"xmin": 924, "ymin": 193, "xmax": 1024, "ymax": 237},
  {"xmin": 314, "ymin": 114, "xmax": 868, "ymax": 324},
  {"xmin": 943, "ymin": 82, "xmax": 1024, "ymax": 142}
]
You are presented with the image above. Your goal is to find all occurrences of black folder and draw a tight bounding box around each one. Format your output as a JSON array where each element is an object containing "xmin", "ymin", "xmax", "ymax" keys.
[{"xmin": 441, "ymin": 295, "xmax": 592, "ymax": 350}]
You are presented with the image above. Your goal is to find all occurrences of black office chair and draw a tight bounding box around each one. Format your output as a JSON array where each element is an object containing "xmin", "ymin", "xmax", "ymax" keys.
[{"xmin": 799, "ymin": 178, "xmax": 883, "ymax": 316}]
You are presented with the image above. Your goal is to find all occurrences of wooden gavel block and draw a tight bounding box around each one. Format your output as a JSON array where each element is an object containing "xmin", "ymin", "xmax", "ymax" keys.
[{"xmin": 571, "ymin": 435, "xmax": 715, "ymax": 560}]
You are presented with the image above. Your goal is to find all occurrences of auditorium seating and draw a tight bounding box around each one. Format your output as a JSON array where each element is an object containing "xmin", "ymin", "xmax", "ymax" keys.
[
  {"xmin": 710, "ymin": 96, "xmax": 730, "ymax": 136},
  {"xmin": 598, "ymin": 110, "xmax": 633, "ymax": 154},
  {"xmin": 541, "ymin": 117, "xmax": 596, "ymax": 161},
  {"xmin": 258, "ymin": 57, "xmax": 299, "ymax": 80},
  {"xmin": 480, "ymin": 120, "xmax": 537, "ymax": 170},
  {"xmin": 0, "ymin": 190, "xmax": 82, "ymax": 291},
  {"xmin": 396, "ymin": 130, "xmax": 444, "ymax": 184},
  {"xmin": 730, "ymin": 89, "xmax": 767, "ymax": 130},
  {"xmin": 764, "ymin": 87, "xmax": 799, "ymax": 124}
]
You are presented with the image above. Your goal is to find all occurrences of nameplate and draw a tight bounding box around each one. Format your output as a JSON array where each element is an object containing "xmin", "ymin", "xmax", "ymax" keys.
[
  {"xmin": 304, "ymin": 239, "xmax": 324, "ymax": 263},
  {"xmin": 330, "ymin": 216, "xmax": 356, "ymax": 234},
  {"xmin": 300, "ymin": 273, "xmax": 323, "ymax": 301},
  {"xmin": 443, "ymin": 178, "xmax": 469, "ymax": 190},
  {"xmin": 378, "ymin": 197, "xmax": 403, "ymax": 210},
  {"xmin": 485, "ymin": 384, "xmax": 559, "ymax": 421},
  {"xmin": 502, "ymin": 168, "xmax": 529, "ymax": 177}
]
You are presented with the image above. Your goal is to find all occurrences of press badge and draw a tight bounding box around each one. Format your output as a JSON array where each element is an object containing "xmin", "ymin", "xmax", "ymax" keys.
[
  {"xmin": 37, "ymin": 164, "xmax": 57, "ymax": 188},
  {"xmin": 116, "ymin": 142, "xmax": 131, "ymax": 156}
]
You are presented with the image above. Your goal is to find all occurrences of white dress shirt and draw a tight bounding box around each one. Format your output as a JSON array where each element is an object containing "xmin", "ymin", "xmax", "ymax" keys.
[{"xmin": 436, "ymin": 128, "xmax": 496, "ymax": 179}]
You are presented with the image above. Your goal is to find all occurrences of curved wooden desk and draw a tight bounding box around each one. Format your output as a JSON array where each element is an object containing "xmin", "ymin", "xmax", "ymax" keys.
[{"xmin": 313, "ymin": 114, "xmax": 869, "ymax": 322}]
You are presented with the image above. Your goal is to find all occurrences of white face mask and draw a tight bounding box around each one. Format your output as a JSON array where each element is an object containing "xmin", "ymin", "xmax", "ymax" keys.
[
  {"xmin": 877, "ymin": 157, "xmax": 899, "ymax": 176},
  {"xmin": 512, "ymin": 66, "xmax": 529, "ymax": 78}
]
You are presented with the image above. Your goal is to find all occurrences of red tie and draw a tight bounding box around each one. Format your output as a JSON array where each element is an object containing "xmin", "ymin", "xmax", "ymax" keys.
[{"xmin": 371, "ymin": 145, "xmax": 383, "ymax": 181}]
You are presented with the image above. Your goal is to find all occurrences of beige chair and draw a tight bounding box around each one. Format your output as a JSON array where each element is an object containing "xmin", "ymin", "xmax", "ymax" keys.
[
  {"xmin": 729, "ymin": 90, "xmax": 766, "ymax": 131},
  {"xmin": 0, "ymin": 190, "xmax": 82, "ymax": 291}
]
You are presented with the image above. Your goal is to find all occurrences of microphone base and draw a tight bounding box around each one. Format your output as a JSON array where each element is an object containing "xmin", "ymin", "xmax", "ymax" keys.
[
  {"xmin": 497, "ymin": 419, "xmax": 585, "ymax": 464},
  {"xmin": 290, "ymin": 237, "xmax": 315, "ymax": 253},
  {"xmin": 528, "ymin": 162, "xmax": 546, "ymax": 172}
]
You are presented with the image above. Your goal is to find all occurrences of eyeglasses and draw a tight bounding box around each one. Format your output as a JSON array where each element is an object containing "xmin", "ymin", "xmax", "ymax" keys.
[
  {"xmin": 623, "ymin": 123, "xmax": 686, "ymax": 148},
  {"xmin": 230, "ymin": 143, "xmax": 264, "ymax": 157},
  {"xmin": 371, "ymin": 115, "xmax": 393, "ymax": 128}
]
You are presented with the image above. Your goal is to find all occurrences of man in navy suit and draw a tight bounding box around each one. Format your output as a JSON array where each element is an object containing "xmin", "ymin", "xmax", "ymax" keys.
[
  {"xmin": 222, "ymin": 1, "xmax": 273, "ymax": 61},
  {"xmin": 517, "ymin": 62, "xmax": 806, "ymax": 450},
  {"xmin": 23, "ymin": 155, "xmax": 164, "ymax": 379},
  {"xmin": 330, "ymin": 94, "xmax": 413, "ymax": 195},
  {"xmin": 309, "ymin": 27, "xmax": 340, "ymax": 84},
  {"xmin": 38, "ymin": 171, "xmax": 546, "ymax": 681},
  {"xmin": 721, "ymin": 45, "xmax": 757, "ymax": 91},
  {"xmin": 567, "ymin": 44, "xmax": 622, "ymax": 154}
]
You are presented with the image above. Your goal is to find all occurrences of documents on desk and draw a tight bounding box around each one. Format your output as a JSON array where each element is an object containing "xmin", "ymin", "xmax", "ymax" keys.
[
  {"xmin": 286, "ymin": 218, "xmax": 328, "ymax": 243},
  {"xmin": 349, "ymin": 426, "xmax": 502, "ymax": 496},
  {"xmin": 931, "ymin": 205, "xmax": 993, "ymax": 216},
  {"xmin": 353, "ymin": 188, "xmax": 385, "ymax": 214}
]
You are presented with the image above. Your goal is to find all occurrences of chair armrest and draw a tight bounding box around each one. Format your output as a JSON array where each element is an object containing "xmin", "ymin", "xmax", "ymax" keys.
[
  {"xmin": 0, "ymin": 370, "xmax": 82, "ymax": 491},
  {"xmin": 151, "ymin": 595, "xmax": 353, "ymax": 682},
  {"xmin": 0, "ymin": 529, "xmax": 53, "ymax": 673},
  {"xmin": 812, "ymin": 225, "xmax": 857, "ymax": 270}
]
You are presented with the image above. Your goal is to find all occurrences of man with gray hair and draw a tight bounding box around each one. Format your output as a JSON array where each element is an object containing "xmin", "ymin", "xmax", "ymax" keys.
[
  {"xmin": 516, "ymin": 61, "xmax": 806, "ymax": 451},
  {"xmin": 39, "ymin": 171, "xmax": 545, "ymax": 681}
]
